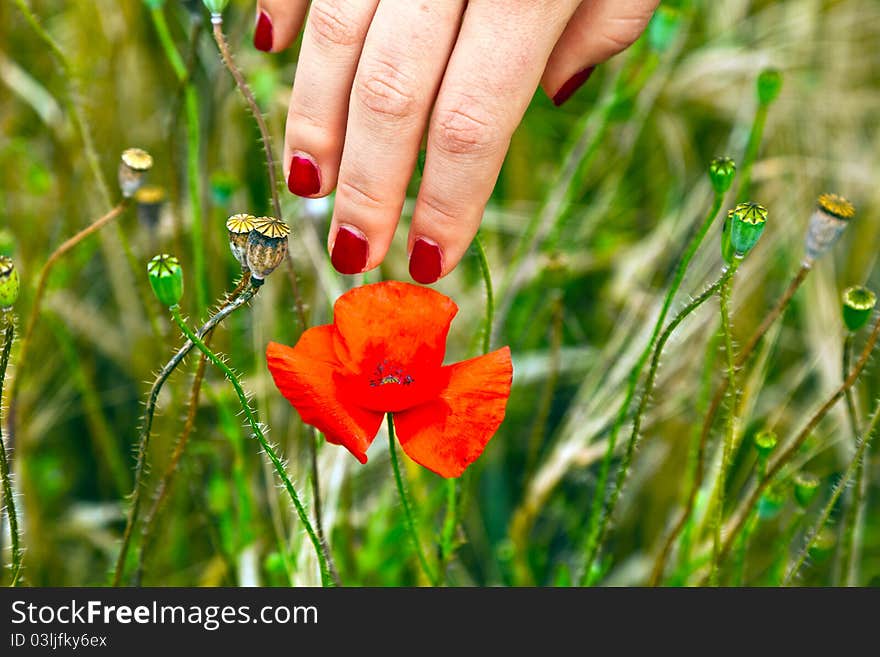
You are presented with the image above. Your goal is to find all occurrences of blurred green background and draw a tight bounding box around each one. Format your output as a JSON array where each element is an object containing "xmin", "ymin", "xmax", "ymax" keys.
[{"xmin": 1, "ymin": 0, "xmax": 879, "ymax": 586}]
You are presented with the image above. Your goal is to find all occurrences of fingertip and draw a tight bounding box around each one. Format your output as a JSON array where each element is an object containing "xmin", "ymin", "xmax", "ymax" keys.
[
  {"xmin": 287, "ymin": 152, "xmax": 322, "ymax": 197},
  {"xmin": 408, "ymin": 237, "xmax": 443, "ymax": 285},
  {"xmin": 253, "ymin": 9, "xmax": 273, "ymax": 52},
  {"xmin": 329, "ymin": 224, "xmax": 369, "ymax": 275}
]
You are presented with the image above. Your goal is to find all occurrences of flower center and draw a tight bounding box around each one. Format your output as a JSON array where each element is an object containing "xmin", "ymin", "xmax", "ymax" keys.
[{"xmin": 369, "ymin": 360, "xmax": 414, "ymax": 388}]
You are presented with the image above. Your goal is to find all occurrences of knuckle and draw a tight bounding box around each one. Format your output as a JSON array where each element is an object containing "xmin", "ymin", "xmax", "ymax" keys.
[
  {"xmin": 432, "ymin": 97, "xmax": 501, "ymax": 158},
  {"xmin": 418, "ymin": 192, "xmax": 460, "ymax": 227},
  {"xmin": 336, "ymin": 177, "xmax": 385, "ymax": 211},
  {"xmin": 308, "ymin": 0, "xmax": 363, "ymax": 49},
  {"xmin": 355, "ymin": 57, "xmax": 419, "ymax": 120},
  {"xmin": 601, "ymin": 13, "xmax": 654, "ymax": 54}
]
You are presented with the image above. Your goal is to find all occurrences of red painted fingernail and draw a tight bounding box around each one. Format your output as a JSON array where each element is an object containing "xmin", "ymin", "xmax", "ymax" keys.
[
  {"xmin": 287, "ymin": 154, "xmax": 321, "ymax": 197},
  {"xmin": 409, "ymin": 238, "xmax": 442, "ymax": 284},
  {"xmin": 254, "ymin": 10, "xmax": 273, "ymax": 52},
  {"xmin": 552, "ymin": 66, "xmax": 596, "ymax": 107},
  {"xmin": 331, "ymin": 226, "xmax": 369, "ymax": 275}
]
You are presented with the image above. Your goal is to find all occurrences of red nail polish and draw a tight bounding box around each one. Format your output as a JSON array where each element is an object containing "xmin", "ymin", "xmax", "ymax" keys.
[
  {"xmin": 331, "ymin": 226, "xmax": 368, "ymax": 275},
  {"xmin": 254, "ymin": 10, "xmax": 273, "ymax": 52},
  {"xmin": 409, "ymin": 238, "xmax": 442, "ymax": 284},
  {"xmin": 552, "ymin": 66, "xmax": 596, "ymax": 107},
  {"xmin": 287, "ymin": 155, "xmax": 321, "ymax": 197}
]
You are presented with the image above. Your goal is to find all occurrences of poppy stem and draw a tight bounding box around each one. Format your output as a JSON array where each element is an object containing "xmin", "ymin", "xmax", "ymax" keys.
[
  {"xmin": 169, "ymin": 305, "xmax": 335, "ymax": 587},
  {"xmin": 0, "ymin": 314, "xmax": 23, "ymax": 585},
  {"xmin": 387, "ymin": 414, "xmax": 438, "ymax": 586},
  {"xmin": 474, "ymin": 233, "xmax": 494, "ymax": 354},
  {"xmin": 783, "ymin": 396, "xmax": 880, "ymax": 584}
]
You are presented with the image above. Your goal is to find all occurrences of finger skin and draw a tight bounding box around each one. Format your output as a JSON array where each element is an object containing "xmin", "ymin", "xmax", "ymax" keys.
[
  {"xmin": 255, "ymin": 0, "xmax": 309, "ymax": 53},
  {"xmin": 282, "ymin": 0, "xmax": 380, "ymax": 199},
  {"xmin": 409, "ymin": 0, "xmax": 579, "ymax": 281},
  {"xmin": 541, "ymin": 0, "xmax": 660, "ymax": 99},
  {"xmin": 328, "ymin": 0, "xmax": 465, "ymax": 274}
]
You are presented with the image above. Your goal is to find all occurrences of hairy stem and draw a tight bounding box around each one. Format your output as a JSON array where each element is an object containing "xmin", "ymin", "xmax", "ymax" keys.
[
  {"xmin": 112, "ymin": 284, "xmax": 259, "ymax": 586},
  {"xmin": 387, "ymin": 414, "xmax": 437, "ymax": 586},
  {"xmin": 580, "ymin": 190, "xmax": 725, "ymax": 584},
  {"xmin": 0, "ymin": 317, "xmax": 22, "ymax": 585},
  {"xmin": 171, "ymin": 305, "xmax": 335, "ymax": 586},
  {"xmin": 783, "ymin": 397, "xmax": 880, "ymax": 584},
  {"xmin": 525, "ymin": 292, "xmax": 563, "ymax": 477},
  {"xmin": 474, "ymin": 233, "xmax": 494, "ymax": 355}
]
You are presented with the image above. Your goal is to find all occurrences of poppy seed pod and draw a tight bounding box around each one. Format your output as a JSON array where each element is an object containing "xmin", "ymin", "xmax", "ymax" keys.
[
  {"xmin": 757, "ymin": 68, "xmax": 783, "ymax": 105},
  {"xmin": 226, "ymin": 214, "xmax": 257, "ymax": 270},
  {"xmin": 709, "ymin": 157, "xmax": 736, "ymax": 195},
  {"xmin": 804, "ymin": 193, "xmax": 855, "ymax": 264},
  {"xmin": 246, "ymin": 217, "xmax": 289, "ymax": 281},
  {"xmin": 793, "ymin": 472, "xmax": 820, "ymax": 509},
  {"xmin": 134, "ymin": 185, "xmax": 167, "ymax": 230},
  {"xmin": 147, "ymin": 254, "xmax": 184, "ymax": 308},
  {"xmin": 119, "ymin": 148, "xmax": 154, "ymax": 198},
  {"xmin": 202, "ymin": 0, "xmax": 228, "ymax": 15},
  {"xmin": 753, "ymin": 429, "xmax": 777, "ymax": 459},
  {"xmin": 0, "ymin": 256, "xmax": 20, "ymax": 309},
  {"xmin": 723, "ymin": 202, "xmax": 767, "ymax": 263},
  {"xmin": 842, "ymin": 286, "xmax": 876, "ymax": 333}
]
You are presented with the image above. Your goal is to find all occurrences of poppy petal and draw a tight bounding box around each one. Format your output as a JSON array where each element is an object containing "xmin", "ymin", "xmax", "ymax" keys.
[
  {"xmin": 394, "ymin": 346, "xmax": 513, "ymax": 478},
  {"xmin": 266, "ymin": 330, "xmax": 383, "ymax": 463},
  {"xmin": 331, "ymin": 281, "xmax": 458, "ymax": 375}
]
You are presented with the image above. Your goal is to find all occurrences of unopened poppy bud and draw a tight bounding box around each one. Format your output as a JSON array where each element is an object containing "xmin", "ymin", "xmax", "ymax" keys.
[
  {"xmin": 246, "ymin": 217, "xmax": 289, "ymax": 282},
  {"xmin": 647, "ymin": 6, "xmax": 682, "ymax": 53},
  {"xmin": 709, "ymin": 157, "xmax": 736, "ymax": 195},
  {"xmin": 134, "ymin": 185, "xmax": 166, "ymax": 230},
  {"xmin": 226, "ymin": 214, "xmax": 256, "ymax": 270},
  {"xmin": 147, "ymin": 254, "xmax": 183, "ymax": 307},
  {"xmin": 793, "ymin": 472, "xmax": 820, "ymax": 508},
  {"xmin": 723, "ymin": 202, "xmax": 767, "ymax": 263},
  {"xmin": 842, "ymin": 286, "xmax": 876, "ymax": 332},
  {"xmin": 0, "ymin": 256, "xmax": 20, "ymax": 309},
  {"xmin": 119, "ymin": 148, "xmax": 154, "ymax": 198},
  {"xmin": 804, "ymin": 193, "xmax": 855, "ymax": 264},
  {"xmin": 753, "ymin": 429, "xmax": 777, "ymax": 459},
  {"xmin": 757, "ymin": 68, "xmax": 782, "ymax": 105},
  {"xmin": 202, "ymin": 0, "xmax": 228, "ymax": 16}
]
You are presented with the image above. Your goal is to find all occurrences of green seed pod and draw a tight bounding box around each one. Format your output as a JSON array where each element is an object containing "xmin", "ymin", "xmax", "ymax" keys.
[
  {"xmin": 804, "ymin": 193, "xmax": 854, "ymax": 264},
  {"xmin": 793, "ymin": 472, "xmax": 820, "ymax": 508},
  {"xmin": 757, "ymin": 68, "xmax": 783, "ymax": 105},
  {"xmin": 647, "ymin": 6, "xmax": 683, "ymax": 53},
  {"xmin": 202, "ymin": 0, "xmax": 228, "ymax": 15},
  {"xmin": 757, "ymin": 484, "xmax": 785, "ymax": 520},
  {"xmin": 709, "ymin": 157, "xmax": 736, "ymax": 195},
  {"xmin": 0, "ymin": 256, "xmax": 20, "ymax": 309},
  {"xmin": 842, "ymin": 286, "xmax": 876, "ymax": 332},
  {"xmin": 147, "ymin": 254, "xmax": 184, "ymax": 307},
  {"xmin": 226, "ymin": 214, "xmax": 257, "ymax": 270},
  {"xmin": 119, "ymin": 148, "xmax": 154, "ymax": 198},
  {"xmin": 134, "ymin": 185, "xmax": 167, "ymax": 230},
  {"xmin": 723, "ymin": 202, "xmax": 767, "ymax": 262},
  {"xmin": 753, "ymin": 429, "xmax": 778, "ymax": 459},
  {"xmin": 246, "ymin": 217, "xmax": 290, "ymax": 281}
]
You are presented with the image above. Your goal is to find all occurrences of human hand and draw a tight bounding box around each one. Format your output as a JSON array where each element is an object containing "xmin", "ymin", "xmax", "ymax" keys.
[{"xmin": 254, "ymin": 0, "xmax": 660, "ymax": 283}]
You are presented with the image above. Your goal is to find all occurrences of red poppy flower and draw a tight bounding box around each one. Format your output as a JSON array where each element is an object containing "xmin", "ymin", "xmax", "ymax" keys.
[{"xmin": 266, "ymin": 281, "xmax": 513, "ymax": 478}]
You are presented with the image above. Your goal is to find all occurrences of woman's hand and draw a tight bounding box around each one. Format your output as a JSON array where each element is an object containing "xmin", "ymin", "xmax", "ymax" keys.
[{"xmin": 254, "ymin": 0, "xmax": 659, "ymax": 283}]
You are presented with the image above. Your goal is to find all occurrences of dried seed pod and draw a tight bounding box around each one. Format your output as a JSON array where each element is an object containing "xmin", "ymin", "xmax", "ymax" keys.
[
  {"xmin": 134, "ymin": 185, "xmax": 167, "ymax": 230},
  {"xmin": 708, "ymin": 157, "xmax": 736, "ymax": 195},
  {"xmin": 723, "ymin": 202, "xmax": 767, "ymax": 263},
  {"xmin": 842, "ymin": 286, "xmax": 876, "ymax": 333},
  {"xmin": 119, "ymin": 148, "xmax": 154, "ymax": 198},
  {"xmin": 0, "ymin": 256, "xmax": 20, "ymax": 309},
  {"xmin": 226, "ymin": 214, "xmax": 257, "ymax": 270},
  {"xmin": 246, "ymin": 217, "xmax": 290, "ymax": 281},
  {"xmin": 804, "ymin": 193, "xmax": 855, "ymax": 264},
  {"xmin": 147, "ymin": 254, "xmax": 184, "ymax": 307}
]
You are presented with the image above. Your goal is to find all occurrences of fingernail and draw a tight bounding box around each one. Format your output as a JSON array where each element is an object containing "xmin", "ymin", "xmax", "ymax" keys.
[
  {"xmin": 409, "ymin": 237, "xmax": 442, "ymax": 284},
  {"xmin": 287, "ymin": 154, "xmax": 321, "ymax": 197},
  {"xmin": 331, "ymin": 225, "xmax": 368, "ymax": 275},
  {"xmin": 254, "ymin": 9, "xmax": 273, "ymax": 52},
  {"xmin": 552, "ymin": 66, "xmax": 596, "ymax": 107}
]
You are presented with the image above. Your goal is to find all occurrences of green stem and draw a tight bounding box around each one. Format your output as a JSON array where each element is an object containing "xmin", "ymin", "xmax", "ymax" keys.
[
  {"xmin": 170, "ymin": 305, "xmax": 334, "ymax": 586},
  {"xmin": 150, "ymin": 6, "xmax": 208, "ymax": 315},
  {"xmin": 0, "ymin": 317, "xmax": 22, "ymax": 585},
  {"xmin": 708, "ymin": 266, "xmax": 740, "ymax": 584},
  {"xmin": 112, "ymin": 285, "xmax": 259, "ymax": 586},
  {"xmin": 474, "ymin": 233, "xmax": 494, "ymax": 355},
  {"xmin": 731, "ymin": 456, "xmax": 766, "ymax": 586},
  {"xmin": 387, "ymin": 414, "xmax": 437, "ymax": 586},
  {"xmin": 525, "ymin": 292, "xmax": 563, "ymax": 477},
  {"xmin": 579, "ymin": 190, "xmax": 725, "ymax": 584},
  {"xmin": 783, "ymin": 397, "xmax": 880, "ymax": 584},
  {"xmin": 737, "ymin": 102, "xmax": 769, "ymax": 203},
  {"xmin": 591, "ymin": 265, "xmax": 736, "ymax": 583},
  {"xmin": 438, "ymin": 477, "xmax": 459, "ymax": 585}
]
